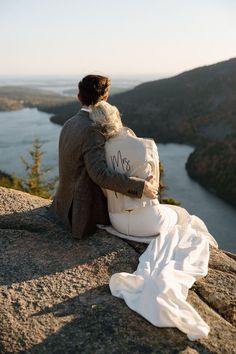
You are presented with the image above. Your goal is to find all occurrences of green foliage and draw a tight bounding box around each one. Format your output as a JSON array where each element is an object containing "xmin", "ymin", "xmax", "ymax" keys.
[
  {"xmin": 0, "ymin": 139, "xmax": 58, "ymax": 199},
  {"xmin": 159, "ymin": 161, "xmax": 181, "ymax": 206},
  {"xmin": 0, "ymin": 171, "xmax": 24, "ymax": 191},
  {"xmin": 161, "ymin": 197, "xmax": 181, "ymax": 206},
  {"xmin": 20, "ymin": 138, "xmax": 57, "ymax": 198}
]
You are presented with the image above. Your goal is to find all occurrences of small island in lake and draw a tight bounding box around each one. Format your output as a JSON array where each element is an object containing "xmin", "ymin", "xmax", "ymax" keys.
[{"xmin": 0, "ymin": 86, "xmax": 75, "ymax": 113}]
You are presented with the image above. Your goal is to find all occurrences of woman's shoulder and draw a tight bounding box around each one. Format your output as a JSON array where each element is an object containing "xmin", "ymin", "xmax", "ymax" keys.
[
  {"xmin": 121, "ymin": 127, "xmax": 157, "ymax": 147},
  {"xmin": 134, "ymin": 135, "xmax": 157, "ymax": 149},
  {"xmin": 124, "ymin": 127, "xmax": 136, "ymax": 137},
  {"xmin": 107, "ymin": 127, "xmax": 157, "ymax": 152},
  {"xmin": 107, "ymin": 126, "xmax": 132, "ymax": 141}
]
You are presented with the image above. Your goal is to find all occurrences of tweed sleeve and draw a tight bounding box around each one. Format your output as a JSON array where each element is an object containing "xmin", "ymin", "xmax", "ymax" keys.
[{"xmin": 82, "ymin": 126, "xmax": 145, "ymax": 198}]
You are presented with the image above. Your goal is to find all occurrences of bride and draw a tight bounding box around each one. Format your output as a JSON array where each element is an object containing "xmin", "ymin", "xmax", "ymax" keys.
[{"xmin": 89, "ymin": 101, "xmax": 218, "ymax": 340}]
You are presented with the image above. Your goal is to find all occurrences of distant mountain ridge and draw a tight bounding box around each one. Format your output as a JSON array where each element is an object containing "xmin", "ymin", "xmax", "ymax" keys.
[
  {"xmin": 0, "ymin": 86, "xmax": 73, "ymax": 112},
  {"xmin": 110, "ymin": 58, "xmax": 236, "ymax": 144},
  {"xmin": 34, "ymin": 58, "xmax": 236, "ymax": 144}
]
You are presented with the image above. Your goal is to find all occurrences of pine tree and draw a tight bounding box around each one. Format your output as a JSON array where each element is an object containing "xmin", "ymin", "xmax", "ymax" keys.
[{"xmin": 20, "ymin": 138, "xmax": 57, "ymax": 199}]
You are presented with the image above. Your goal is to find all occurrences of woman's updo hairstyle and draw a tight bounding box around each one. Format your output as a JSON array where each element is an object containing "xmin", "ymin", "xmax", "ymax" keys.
[
  {"xmin": 78, "ymin": 75, "xmax": 111, "ymax": 106},
  {"xmin": 90, "ymin": 101, "xmax": 123, "ymax": 140}
]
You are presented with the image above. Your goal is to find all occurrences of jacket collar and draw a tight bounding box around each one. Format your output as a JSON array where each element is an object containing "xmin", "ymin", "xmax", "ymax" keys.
[
  {"xmin": 78, "ymin": 109, "xmax": 90, "ymax": 117},
  {"xmin": 81, "ymin": 107, "xmax": 92, "ymax": 113}
]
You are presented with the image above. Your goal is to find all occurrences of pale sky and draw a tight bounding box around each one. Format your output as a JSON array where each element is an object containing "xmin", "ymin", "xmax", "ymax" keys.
[{"xmin": 0, "ymin": 0, "xmax": 236, "ymax": 77}]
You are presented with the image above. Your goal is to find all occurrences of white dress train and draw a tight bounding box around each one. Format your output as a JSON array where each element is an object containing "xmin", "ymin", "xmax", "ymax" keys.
[{"xmin": 100, "ymin": 206, "xmax": 218, "ymax": 341}]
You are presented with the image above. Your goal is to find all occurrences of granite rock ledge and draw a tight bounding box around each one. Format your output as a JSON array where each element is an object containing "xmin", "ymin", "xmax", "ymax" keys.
[{"xmin": 0, "ymin": 187, "xmax": 235, "ymax": 354}]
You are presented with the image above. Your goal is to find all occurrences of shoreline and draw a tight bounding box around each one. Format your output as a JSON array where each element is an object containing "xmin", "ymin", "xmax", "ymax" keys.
[{"xmin": 0, "ymin": 103, "xmax": 236, "ymax": 209}]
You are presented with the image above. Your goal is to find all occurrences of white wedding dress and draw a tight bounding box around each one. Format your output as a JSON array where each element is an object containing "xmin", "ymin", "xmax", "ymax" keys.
[{"xmin": 99, "ymin": 128, "xmax": 218, "ymax": 340}]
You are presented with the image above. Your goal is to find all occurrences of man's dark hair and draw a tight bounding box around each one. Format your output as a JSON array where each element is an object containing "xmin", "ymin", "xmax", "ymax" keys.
[{"xmin": 78, "ymin": 75, "xmax": 111, "ymax": 106}]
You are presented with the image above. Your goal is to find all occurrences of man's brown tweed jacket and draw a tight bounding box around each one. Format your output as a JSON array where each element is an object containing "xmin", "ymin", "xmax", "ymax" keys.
[{"xmin": 51, "ymin": 110, "xmax": 145, "ymax": 239}]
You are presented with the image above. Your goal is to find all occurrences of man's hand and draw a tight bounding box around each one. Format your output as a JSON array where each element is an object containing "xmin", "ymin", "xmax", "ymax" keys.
[{"xmin": 143, "ymin": 176, "xmax": 158, "ymax": 199}]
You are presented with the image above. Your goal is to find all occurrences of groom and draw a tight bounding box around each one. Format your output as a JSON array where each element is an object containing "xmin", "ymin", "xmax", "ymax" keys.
[{"xmin": 51, "ymin": 75, "xmax": 157, "ymax": 239}]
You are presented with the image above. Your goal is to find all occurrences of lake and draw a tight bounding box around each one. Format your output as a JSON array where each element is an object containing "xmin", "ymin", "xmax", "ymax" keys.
[
  {"xmin": 0, "ymin": 108, "xmax": 61, "ymax": 178},
  {"xmin": 0, "ymin": 108, "xmax": 235, "ymax": 252}
]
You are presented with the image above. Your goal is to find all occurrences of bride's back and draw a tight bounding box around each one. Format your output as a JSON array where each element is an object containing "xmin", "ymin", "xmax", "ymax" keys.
[{"xmin": 104, "ymin": 127, "xmax": 160, "ymax": 214}]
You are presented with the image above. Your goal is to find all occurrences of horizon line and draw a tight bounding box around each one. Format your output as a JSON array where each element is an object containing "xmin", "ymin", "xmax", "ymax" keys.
[{"xmin": 0, "ymin": 57, "xmax": 235, "ymax": 81}]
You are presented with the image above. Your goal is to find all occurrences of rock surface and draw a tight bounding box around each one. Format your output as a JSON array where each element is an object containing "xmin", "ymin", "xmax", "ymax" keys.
[{"xmin": 0, "ymin": 187, "xmax": 235, "ymax": 354}]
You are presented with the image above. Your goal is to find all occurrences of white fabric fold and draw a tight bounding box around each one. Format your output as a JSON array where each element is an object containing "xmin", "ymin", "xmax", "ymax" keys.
[{"xmin": 103, "ymin": 212, "xmax": 218, "ymax": 340}]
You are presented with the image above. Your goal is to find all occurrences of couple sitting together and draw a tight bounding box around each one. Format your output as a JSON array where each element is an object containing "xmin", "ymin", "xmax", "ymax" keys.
[{"xmin": 51, "ymin": 75, "xmax": 218, "ymax": 340}]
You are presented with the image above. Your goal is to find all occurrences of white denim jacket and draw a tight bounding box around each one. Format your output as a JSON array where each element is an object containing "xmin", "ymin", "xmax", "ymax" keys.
[{"xmin": 104, "ymin": 127, "xmax": 160, "ymax": 213}]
